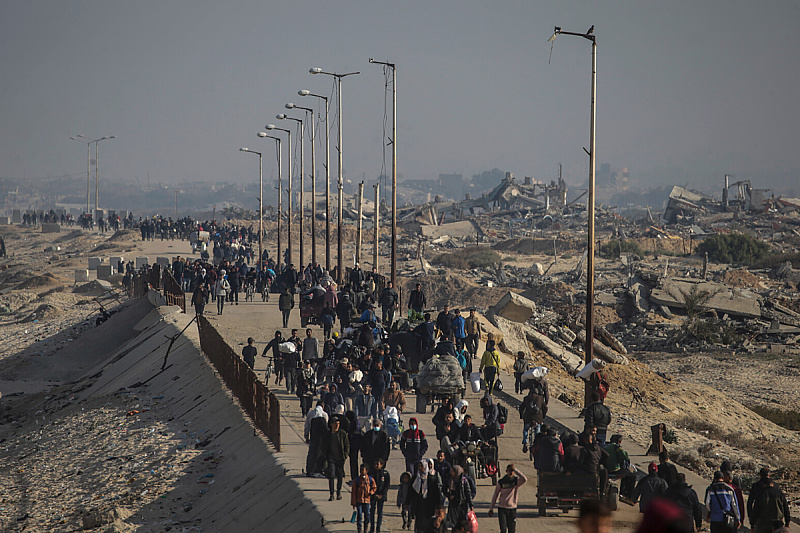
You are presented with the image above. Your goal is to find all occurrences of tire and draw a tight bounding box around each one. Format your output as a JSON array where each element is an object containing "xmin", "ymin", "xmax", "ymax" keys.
[
  {"xmin": 538, "ymin": 499, "xmax": 547, "ymax": 517},
  {"xmin": 606, "ymin": 485, "xmax": 619, "ymax": 511}
]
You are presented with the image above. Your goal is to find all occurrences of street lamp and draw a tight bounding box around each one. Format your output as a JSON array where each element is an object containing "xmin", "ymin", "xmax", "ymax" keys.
[
  {"xmin": 369, "ymin": 58, "xmax": 397, "ymax": 287},
  {"xmin": 287, "ymin": 101, "xmax": 318, "ymax": 268},
  {"xmin": 69, "ymin": 134, "xmax": 115, "ymax": 216},
  {"xmin": 299, "ymin": 89, "xmax": 331, "ymax": 273},
  {"xmin": 258, "ymin": 132, "xmax": 283, "ymax": 271},
  {"xmin": 94, "ymin": 135, "xmax": 116, "ymax": 213},
  {"xmin": 239, "ymin": 147, "xmax": 263, "ymax": 269},
  {"xmin": 277, "ymin": 112, "xmax": 305, "ymax": 270},
  {"xmin": 549, "ymin": 24, "xmax": 597, "ymax": 407},
  {"xmin": 265, "ymin": 123, "xmax": 292, "ymax": 268},
  {"xmin": 310, "ymin": 67, "xmax": 360, "ymax": 284}
]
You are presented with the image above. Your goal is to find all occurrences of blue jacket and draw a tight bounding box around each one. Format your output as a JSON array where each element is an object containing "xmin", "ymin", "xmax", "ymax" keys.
[
  {"xmin": 705, "ymin": 481, "xmax": 740, "ymax": 523},
  {"xmin": 452, "ymin": 316, "xmax": 466, "ymax": 339},
  {"xmin": 355, "ymin": 393, "xmax": 378, "ymax": 419}
]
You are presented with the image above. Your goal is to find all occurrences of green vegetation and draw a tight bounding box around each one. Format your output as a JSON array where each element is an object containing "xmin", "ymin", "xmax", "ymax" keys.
[
  {"xmin": 748, "ymin": 404, "xmax": 800, "ymax": 431},
  {"xmin": 433, "ymin": 247, "xmax": 502, "ymax": 270},
  {"xmin": 599, "ymin": 239, "xmax": 643, "ymax": 259},
  {"xmin": 696, "ymin": 233, "xmax": 770, "ymax": 265},
  {"xmin": 751, "ymin": 251, "xmax": 800, "ymax": 270}
]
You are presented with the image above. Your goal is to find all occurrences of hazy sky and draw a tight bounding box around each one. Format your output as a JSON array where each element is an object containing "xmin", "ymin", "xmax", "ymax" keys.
[{"xmin": 2, "ymin": 1, "xmax": 799, "ymax": 192}]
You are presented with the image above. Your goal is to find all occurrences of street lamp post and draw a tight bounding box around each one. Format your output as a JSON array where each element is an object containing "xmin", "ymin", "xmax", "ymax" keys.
[
  {"xmin": 239, "ymin": 147, "xmax": 263, "ymax": 267},
  {"xmin": 266, "ymin": 124, "xmax": 292, "ymax": 267},
  {"xmin": 298, "ymin": 90, "xmax": 330, "ymax": 273},
  {"xmin": 549, "ymin": 25, "xmax": 597, "ymax": 407},
  {"xmin": 287, "ymin": 102, "xmax": 317, "ymax": 267},
  {"xmin": 258, "ymin": 133, "xmax": 283, "ymax": 270},
  {"xmin": 310, "ymin": 67, "xmax": 360, "ymax": 284},
  {"xmin": 69, "ymin": 134, "xmax": 115, "ymax": 216},
  {"xmin": 94, "ymin": 135, "xmax": 116, "ymax": 212},
  {"xmin": 277, "ymin": 112, "xmax": 305, "ymax": 271},
  {"xmin": 369, "ymin": 59, "xmax": 397, "ymax": 286}
]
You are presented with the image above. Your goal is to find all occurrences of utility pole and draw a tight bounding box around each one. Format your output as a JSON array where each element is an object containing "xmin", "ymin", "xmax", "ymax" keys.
[
  {"xmin": 356, "ymin": 181, "xmax": 364, "ymax": 266},
  {"xmin": 369, "ymin": 58, "xmax": 397, "ymax": 287},
  {"xmin": 175, "ymin": 190, "xmax": 178, "ymax": 217},
  {"xmin": 373, "ymin": 183, "xmax": 379, "ymax": 272}
]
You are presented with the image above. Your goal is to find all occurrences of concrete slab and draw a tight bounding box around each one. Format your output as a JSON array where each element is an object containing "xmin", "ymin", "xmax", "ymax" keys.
[
  {"xmin": 490, "ymin": 291, "xmax": 537, "ymax": 323},
  {"xmin": 650, "ymin": 278, "xmax": 762, "ymax": 318},
  {"xmin": 41, "ymin": 223, "xmax": 61, "ymax": 233},
  {"xmin": 96, "ymin": 264, "xmax": 113, "ymax": 280},
  {"xmin": 135, "ymin": 256, "xmax": 149, "ymax": 268},
  {"xmin": 88, "ymin": 257, "xmax": 102, "ymax": 270},
  {"xmin": 75, "ymin": 269, "xmax": 90, "ymax": 283}
]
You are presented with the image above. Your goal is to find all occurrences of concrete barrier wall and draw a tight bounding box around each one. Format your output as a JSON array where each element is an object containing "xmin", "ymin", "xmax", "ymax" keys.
[{"xmin": 76, "ymin": 300, "xmax": 331, "ymax": 532}]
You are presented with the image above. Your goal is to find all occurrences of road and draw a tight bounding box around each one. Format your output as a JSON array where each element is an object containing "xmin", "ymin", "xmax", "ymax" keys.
[{"xmin": 134, "ymin": 236, "xmax": 654, "ymax": 533}]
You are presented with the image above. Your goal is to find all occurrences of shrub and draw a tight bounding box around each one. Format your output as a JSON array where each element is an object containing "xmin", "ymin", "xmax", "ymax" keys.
[
  {"xmin": 751, "ymin": 252, "xmax": 800, "ymax": 270},
  {"xmin": 599, "ymin": 239, "xmax": 643, "ymax": 259},
  {"xmin": 747, "ymin": 404, "xmax": 800, "ymax": 431},
  {"xmin": 696, "ymin": 233, "xmax": 770, "ymax": 265},
  {"xmin": 433, "ymin": 247, "xmax": 502, "ymax": 270}
]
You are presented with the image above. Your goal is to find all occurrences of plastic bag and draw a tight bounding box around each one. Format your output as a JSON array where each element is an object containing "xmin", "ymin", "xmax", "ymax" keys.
[
  {"xmin": 470, "ymin": 371, "xmax": 482, "ymax": 393},
  {"xmin": 495, "ymin": 379, "xmax": 504, "ymax": 392},
  {"xmin": 279, "ymin": 341, "xmax": 297, "ymax": 354},
  {"xmin": 466, "ymin": 509, "xmax": 479, "ymax": 532}
]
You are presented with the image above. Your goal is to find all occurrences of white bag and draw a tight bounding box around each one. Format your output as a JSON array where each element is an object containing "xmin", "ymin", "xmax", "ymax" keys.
[
  {"xmin": 279, "ymin": 341, "xmax": 297, "ymax": 354},
  {"xmin": 470, "ymin": 371, "xmax": 482, "ymax": 394},
  {"xmin": 576, "ymin": 358, "xmax": 606, "ymax": 380}
]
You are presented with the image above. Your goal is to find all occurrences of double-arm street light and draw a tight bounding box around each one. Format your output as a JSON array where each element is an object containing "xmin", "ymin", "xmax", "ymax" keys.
[
  {"xmin": 277, "ymin": 112, "xmax": 305, "ymax": 270},
  {"xmin": 257, "ymin": 132, "xmax": 283, "ymax": 270},
  {"xmin": 266, "ymin": 124, "xmax": 292, "ymax": 268},
  {"xmin": 549, "ymin": 24, "xmax": 597, "ymax": 406},
  {"xmin": 239, "ymin": 147, "xmax": 263, "ymax": 267},
  {"xmin": 69, "ymin": 134, "xmax": 116, "ymax": 215},
  {"xmin": 310, "ymin": 67, "xmax": 360, "ymax": 284},
  {"xmin": 298, "ymin": 89, "xmax": 330, "ymax": 273},
  {"xmin": 368, "ymin": 58, "xmax": 397, "ymax": 287},
  {"xmin": 287, "ymin": 101, "xmax": 318, "ymax": 267}
]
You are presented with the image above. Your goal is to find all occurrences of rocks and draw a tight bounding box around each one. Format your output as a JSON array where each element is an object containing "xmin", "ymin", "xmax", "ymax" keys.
[
  {"xmin": 489, "ymin": 291, "xmax": 537, "ymax": 323},
  {"xmin": 81, "ymin": 507, "xmax": 132, "ymax": 529}
]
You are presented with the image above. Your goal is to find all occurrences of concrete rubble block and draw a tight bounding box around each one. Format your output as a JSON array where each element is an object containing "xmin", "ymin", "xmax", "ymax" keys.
[
  {"xmin": 488, "ymin": 314, "xmax": 530, "ymax": 363},
  {"xmin": 529, "ymin": 263, "xmax": 544, "ymax": 276},
  {"xmin": 575, "ymin": 328, "xmax": 628, "ymax": 365},
  {"xmin": 88, "ymin": 257, "xmax": 103, "ymax": 270},
  {"xmin": 11, "ymin": 210, "xmax": 21, "ymax": 223},
  {"xmin": 0, "ymin": 216, "xmax": 9, "ymax": 225},
  {"xmin": 525, "ymin": 326, "xmax": 583, "ymax": 374},
  {"xmin": 597, "ymin": 325, "xmax": 628, "ymax": 355},
  {"xmin": 474, "ymin": 311, "xmax": 503, "ymax": 346},
  {"xmin": 75, "ymin": 269, "xmax": 90, "ymax": 282},
  {"xmin": 650, "ymin": 278, "xmax": 762, "ymax": 318},
  {"xmin": 156, "ymin": 256, "xmax": 170, "ymax": 268},
  {"xmin": 489, "ymin": 291, "xmax": 537, "ymax": 323},
  {"xmin": 110, "ymin": 256, "xmax": 125, "ymax": 272},
  {"xmin": 135, "ymin": 256, "xmax": 149, "ymax": 268},
  {"xmin": 96, "ymin": 264, "xmax": 113, "ymax": 280},
  {"xmin": 41, "ymin": 223, "xmax": 61, "ymax": 233}
]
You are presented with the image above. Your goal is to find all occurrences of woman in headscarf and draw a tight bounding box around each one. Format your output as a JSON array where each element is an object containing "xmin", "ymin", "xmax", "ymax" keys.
[
  {"xmin": 447, "ymin": 465, "xmax": 473, "ymax": 528},
  {"xmin": 453, "ymin": 400, "xmax": 469, "ymax": 427},
  {"xmin": 410, "ymin": 459, "xmax": 442, "ymax": 533}
]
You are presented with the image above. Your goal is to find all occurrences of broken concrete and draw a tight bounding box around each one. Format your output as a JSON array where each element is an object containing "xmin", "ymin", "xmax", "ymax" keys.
[{"xmin": 489, "ymin": 291, "xmax": 537, "ymax": 323}]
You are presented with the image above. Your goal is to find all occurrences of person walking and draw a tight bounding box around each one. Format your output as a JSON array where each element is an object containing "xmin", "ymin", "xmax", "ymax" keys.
[
  {"xmin": 489, "ymin": 464, "xmax": 527, "ymax": 533},
  {"xmin": 704, "ymin": 470, "xmax": 740, "ymax": 533},
  {"xmin": 464, "ymin": 309, "xmax": 480, "ymax": 359},
  {"xmin": 369, "ymin": 458, "xmax": 391, "ymax": 533},
  {"xmin": 479, "ymin": 340, "xmax": 501, "ymax": 395},
  {"xmin": 279, "ymin": 286, "xmax": 294, "ymax": 328},
  {"xmin": 664, "ymin": 473, "xmax": 703, "ymax": 532},
  {"xmin": 447, "ymin": 465, "xmax": 474, "ymax": 529},
  {"xmin": 748, "ymin": 469, "xmax": 791, "ymax": 533},
  {"xmin": 302, "ymin": 328, "xmax": 320, "ymax": 366},
  {"xmin": 452, "ymin": 309, "xmax": 466, "ymax": 352},
  {"xmin": 191, "ymin": 284, "xmax": 207, "ymax": 316},
  {"xmin": 304, "ymin": 402, "xmax": 328, "ymax": 476},
  {"xmin": 379, "ymin": 281, "xmax": 399, "ymax": 330},
  {"xmin": 262, "ymin": 330, "xmax": 284, "ymax": 385},
  {"xmin": 215, "ymin": 273, "xmax": 231, "ymax": 314},
  {"xmin": 319, "ymin": 417, "xmax": 350, "ymax": 501},
  {"xmin": 633, "ymin": 462, "xmax": 669, "ymax": 513},
  {"xmin": 408, "ymin": 282, "xmax": 426, "ymax": 319},
  {"xmin": 241, "ymin": 337, "xmax": 257, "ymax": 370},
  {"xmin": 584, "ymin": 392, "xmax": 612, "ymax": 446},
  {"xmin": 399, "ymin": 418, "xmax": 428, "ymax": 475},
  {"xmin": 512, "ymin": 352, "xmax": 530, "ymax": 394},
  {"xmin": 351, "ymin": 463, "xmax": 376, "ymax": 533}
]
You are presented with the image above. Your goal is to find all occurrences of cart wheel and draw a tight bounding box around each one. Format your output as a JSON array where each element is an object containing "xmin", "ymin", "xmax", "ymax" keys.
[
  {"xmin": 538, "ymin": 499, "xmax": 547, "ymax": 517},
  {"xmin": 607, "ymin": 485, "xmax": 619, "ymax": 511}
]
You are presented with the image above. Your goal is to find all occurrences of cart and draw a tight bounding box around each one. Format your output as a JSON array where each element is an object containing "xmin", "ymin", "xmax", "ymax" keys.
[
  {"xmin": 536, "ymin": 471, "xmax": 618, "ymax": 516},
  {"xmin": 189, "ymin": 230, "xmax": 209, "ymax": 254}
]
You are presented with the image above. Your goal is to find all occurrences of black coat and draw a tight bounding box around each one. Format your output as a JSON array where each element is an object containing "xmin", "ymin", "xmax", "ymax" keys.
[{"xmin": 361, "ymin": 429, "xmax": 391, "ymax": 466}]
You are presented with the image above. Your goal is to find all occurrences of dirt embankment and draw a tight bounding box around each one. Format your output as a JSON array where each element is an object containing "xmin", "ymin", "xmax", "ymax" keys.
[{"xmin": 400, "ymin": 274, "xmax": 513, "ymax": 311}]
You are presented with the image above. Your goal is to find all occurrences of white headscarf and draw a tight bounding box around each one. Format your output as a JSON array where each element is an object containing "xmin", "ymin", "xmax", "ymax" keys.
[
  {"xmin": 412, "ymin": 458, "xmax": 434, "ymax": 498},
  {"xmin": 453, "ymin": 400, "xmax": 469, "ymax": 426}
]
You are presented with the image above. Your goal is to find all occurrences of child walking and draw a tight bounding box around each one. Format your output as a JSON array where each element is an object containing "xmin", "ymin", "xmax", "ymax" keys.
[{"xmin": 351, "ymin": 463, "xmax": 376, "ymax": 533}]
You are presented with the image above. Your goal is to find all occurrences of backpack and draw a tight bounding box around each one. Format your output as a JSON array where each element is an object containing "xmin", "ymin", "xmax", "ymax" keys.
[
  {"xmin": 519, "ymin": 396, "xmax": 540, "ymax": 421},
  {"xmin": 497, "ymin": 403, "xmax": 509, "ymax": 425}
]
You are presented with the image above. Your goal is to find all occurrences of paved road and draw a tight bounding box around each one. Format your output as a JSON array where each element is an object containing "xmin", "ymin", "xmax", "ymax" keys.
[{"xmin": 132, "ymin": 238, "xmax": 665, "ymax": 532}]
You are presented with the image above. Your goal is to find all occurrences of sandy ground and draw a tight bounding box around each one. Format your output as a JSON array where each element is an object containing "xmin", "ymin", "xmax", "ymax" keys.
[{"xmin": 1, "ymin": 223, "xmax": 799, "ymax": 530}]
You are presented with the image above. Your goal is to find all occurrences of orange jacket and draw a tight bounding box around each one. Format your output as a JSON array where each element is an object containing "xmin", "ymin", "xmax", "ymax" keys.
[{"xmin": 351, "ymin": 474, "xmax": 377, "ymax": 505}]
